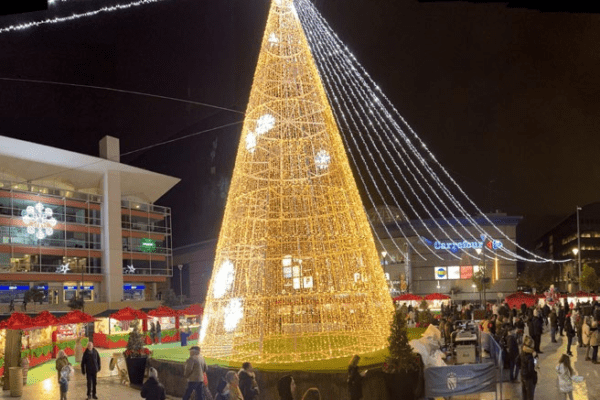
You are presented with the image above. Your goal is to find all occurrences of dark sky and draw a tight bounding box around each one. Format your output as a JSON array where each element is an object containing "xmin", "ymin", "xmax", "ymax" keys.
[{"xmin": 0, "ymin": 0, "xmax": 599, "ymax": 248}]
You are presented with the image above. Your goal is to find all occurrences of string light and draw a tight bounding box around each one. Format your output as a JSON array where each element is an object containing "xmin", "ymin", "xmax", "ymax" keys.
[
  {"xmin": 200, "ymin": 0, "xmax": 394, "ymax": 364},
  {"xmin": 0, "ymin": 0, "xmax": 172, "ymax": 35},
  {"xmin": 295, "ymin": 0, "xmax": 568, "ymax": 264}
]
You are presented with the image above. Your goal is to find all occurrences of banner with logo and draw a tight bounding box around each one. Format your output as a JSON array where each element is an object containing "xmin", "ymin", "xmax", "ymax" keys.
[{"xmin": 424, "ymin": 363, "xmax": 496, "ymax": 398}]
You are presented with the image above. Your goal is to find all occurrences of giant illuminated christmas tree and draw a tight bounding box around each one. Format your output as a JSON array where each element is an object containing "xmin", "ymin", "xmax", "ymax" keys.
[{"xmin": 199, "ymin": 0, "xmax": 394, "ymax": 363}]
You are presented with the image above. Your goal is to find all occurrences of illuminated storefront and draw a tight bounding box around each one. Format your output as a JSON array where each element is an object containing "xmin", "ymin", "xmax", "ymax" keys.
[{"xmin": 371, "ymin": 211, "xmax": 520, "ymax": 303}]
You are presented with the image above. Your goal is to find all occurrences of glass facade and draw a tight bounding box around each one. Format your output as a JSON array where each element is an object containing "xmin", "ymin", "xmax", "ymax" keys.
[{"xmin": 0, "ymin": 180, "xmax": 173, "ymax": 302}]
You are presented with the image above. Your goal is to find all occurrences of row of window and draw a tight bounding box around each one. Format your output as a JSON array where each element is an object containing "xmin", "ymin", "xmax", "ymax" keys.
[
  {"xmin": 0, "ymin": 181, "xmax": 103, "ymax": 203},
  {"xmin": 0, "ymin": 253, "xmax": 171, "ymax": 275}
]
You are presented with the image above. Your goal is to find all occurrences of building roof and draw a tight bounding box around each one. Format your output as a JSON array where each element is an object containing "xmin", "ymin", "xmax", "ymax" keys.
[{"xmin": 0, "ymin": 135, "xmax": 180, "ymax": 203}]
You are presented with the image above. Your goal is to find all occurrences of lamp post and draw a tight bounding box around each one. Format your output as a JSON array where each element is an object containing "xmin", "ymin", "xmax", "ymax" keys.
[
  {"xmin": 178, "ymin": 264, "xmax": 183, "ymax": 304},
  {"xmin": 576, "ymin": 206, "xmax": 582, "ymax": 290},
  {"xmin": 475, "ymin": 247, "xmax": 486, "ymax": 306},
  {"xmin": 572, "ymin": 248, "xmax": 579, "ymax": 292}
]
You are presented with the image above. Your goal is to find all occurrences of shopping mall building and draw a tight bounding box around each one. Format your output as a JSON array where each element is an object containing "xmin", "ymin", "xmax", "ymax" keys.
[
  {"xmin": 368, "ymin": 206, "xmax": 520, "ymax": 304},
  {"xmin": 0, "ymin": 135, "xmax": 179, "ymax": 307}
]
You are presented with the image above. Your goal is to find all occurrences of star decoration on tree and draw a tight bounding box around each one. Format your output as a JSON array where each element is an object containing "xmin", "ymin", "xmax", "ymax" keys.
[
  {"xmin": 56, "ymin": 263, "xmax": 70, "ymax": 274},
  {"xmin": 124, "ymin": 264, "xmax": 136, "ymax": 274}
]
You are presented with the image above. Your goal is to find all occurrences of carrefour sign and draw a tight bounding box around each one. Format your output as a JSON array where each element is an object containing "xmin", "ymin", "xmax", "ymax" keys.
[{"xmin": 423, "ymin": 235, "xmax": 503, "ymax": 253}]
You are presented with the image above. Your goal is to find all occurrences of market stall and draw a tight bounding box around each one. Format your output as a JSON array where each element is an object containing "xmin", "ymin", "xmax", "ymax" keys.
[
  {"xmin": 505, "ymin": 291, "xmax": 536, "ymax": 309},
  {"xmin": 393, "ymin": 293, "xmax": 423, "ymax": 308},
  {"xmin": 147, "ymin": 306, "xmax": 180, "ymax": 344},
  {"xmin": 53, "ymin": 310, "xmax": 94, "ymax": 357},
  {"xmin": 424, "ymin": 293, "xmax": 451, "ymax": 310},
  {"xmin": 178, "ymin": 304, "xmax": 203, "ymax": 341},
  {"xmin": 93, "ymin": 307, "xmax": 148, "ymax": 349},
  {"xmin": 26, "ymin": 311, "xmax": 57, "ymax": 367}
]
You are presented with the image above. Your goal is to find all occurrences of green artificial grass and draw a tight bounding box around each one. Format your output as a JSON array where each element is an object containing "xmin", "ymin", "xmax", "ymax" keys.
[
  {"xmin": 16, "ymin": 327, "xmax": 427, "ymax": 382},
  {"xmin": 152, "ymin": 328, "xmax": 426, "ymax": 373}
]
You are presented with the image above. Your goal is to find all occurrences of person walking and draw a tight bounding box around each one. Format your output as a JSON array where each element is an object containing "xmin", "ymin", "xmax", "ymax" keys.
[
  {"xmin": 238, "ymin": 362, "xmax": 259, "ymax": 400},
  {"xmin": 550, "ymin": 309, "xmax": 558, "ymax": 343},
  {"xmin": 183, "ymin": 346, "xmax": 207, "ymax": 400},
  {"xmin": 59, "ymin": 365, "xmax": 71, "ymax": 400},
  {"xmin": 590, "ymin": 320, "xmax": 599, "ymax": 364},
  {"xmin": 156, "ymin": 320, "xmax": 162, "ymax": 344},
  {"xmin": 277, "ymin": 375, "xmax": 296, "ymax": 400},
  {"xmin": 347, "ymin": 354, "xmax": 367, "ymax": 400},
  {"xmin": 565, "ymin": 314, "xmax": 575, "ymax": 356},
  {"xmin": 507, "ymin": 328, "xmax": 520, "ymax": 382},
  {"xmin": 9, "ymin": 299, "xmax": 14, "ymax": 312},
  {"xmin": 55, "ymin": 350, "xmax": 71, "ymax": 383},
  {"xmin": 519, "ymin": 336, "xmax": 538, "ymax": 400},
  {"xmin": 532, "ymin": 310, "xmax": 544, "ymax": 354},
  {"xmin": 558, "ymin": 306, "xmax": 566, "ymax": 337},
  {"xmin": 140, "ymin": 367, "xmax": 166, "ymax": 400},
  {"xmin": 149, "ymin": 322, "xmax": 156, "ymax": 345},
  {"xmin": 81, "ymin": 342, "xmax": 101, "ymax": 400},
  {"xmin": 583, "ymin": 317, "xmax": 592, "ymax": 361},
  {"xmin": 556, "ymin": 354, "xmax": 574, "ymax": 400}
]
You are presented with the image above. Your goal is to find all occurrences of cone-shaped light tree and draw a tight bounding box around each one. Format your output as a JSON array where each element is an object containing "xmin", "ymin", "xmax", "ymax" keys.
[{"xmin": 200, "ymin": 0, "xmax": 394, "ymax": 363}]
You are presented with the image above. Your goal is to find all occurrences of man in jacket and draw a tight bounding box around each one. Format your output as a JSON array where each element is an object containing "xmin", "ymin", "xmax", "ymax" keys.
[
  {"xmin": 81, "ymin": 342, "xmax": 101, "ymax": 400},
  {"xmin": 518, "ymin": 336, "xmax": 538, "ymax": 400},
  {"xmin": 549, "ymin": 309, "xmax": 558, "ymax": 343},
  {"xmin": 565, "ymin": 313, "xmax": 575, "ymax": 356},
  {"xmin": 583, "ymin": 317, "xmax": 592, "ymax": 361},
  {"xmin": 141, "ymin": 367, "xmax": 166, "ymax": 400},
  {"xmin": 183, "ymin": 346, "xmax": 208, "ymax": 400},
  {"xmin": 239, "ymin": 362, "xmax": 259, "ymax": 400},
  {"xmin": 507, "ymin": 329, "xmax": 520, "ymax": 382},
  {"xmin": 558, "ymin": 306, "xmax": 566, "ymax": 336},
  {"xmin": 532, "ymin": 311, "xmax": 544, "ymax": 354}
]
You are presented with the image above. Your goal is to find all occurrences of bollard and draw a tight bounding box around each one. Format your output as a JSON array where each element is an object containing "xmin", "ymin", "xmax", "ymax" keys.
[{"xmin": 9, "ymin": 367, "xmax": 23, "ymax": 397}]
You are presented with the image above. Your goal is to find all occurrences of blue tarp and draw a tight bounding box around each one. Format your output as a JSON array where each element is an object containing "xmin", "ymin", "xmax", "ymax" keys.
[{"xmin": 424, "ymin": 362, "xmax": 496, "ymax": 398}]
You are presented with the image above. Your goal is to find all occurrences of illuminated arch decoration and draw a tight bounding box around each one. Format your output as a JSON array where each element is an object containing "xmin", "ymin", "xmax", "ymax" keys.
[{"xmin": 200, "ymin": 0, "xmax": 394, "ymax": 363}]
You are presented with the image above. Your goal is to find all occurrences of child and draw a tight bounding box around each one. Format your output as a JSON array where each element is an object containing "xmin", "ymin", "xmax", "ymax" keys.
[
  {"xmin": 556, "ymin": 354, "xmax": 574, "ymax": 400},
  {"xmin": 59, "ymin": 365, "xmax": 71, "ymax": 400}
]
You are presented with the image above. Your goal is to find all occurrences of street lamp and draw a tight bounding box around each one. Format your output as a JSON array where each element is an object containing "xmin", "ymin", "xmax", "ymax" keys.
[
  {"xmin": 576, "ymin": 206, "xmax": 582, "ymax": 289},
  {"xmin": 475, "ymin": 247, "xmax": 485, "ymax": 305},
  {"xmin": 572, "ymin": 248, "xmax": 579, "ymax": 292},
  {"xmin": 178, "ymin": 264, "xmax": 183, "ymax": 304}
]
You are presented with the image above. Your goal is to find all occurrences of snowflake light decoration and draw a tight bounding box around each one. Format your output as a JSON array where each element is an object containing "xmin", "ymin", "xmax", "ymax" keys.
[
  {"xmin": 124, "ymin": 265, "xmax": 136, "ymax": 274},
  {"xmin": 56, "ymin": 263, "xmax": 70, "ymax": 274},
  {"xmin": 22, "ymin": 202, "xmax": 57, "ymax": 240},
  {"xmin": 269, "ymin": 33, "xmax": 279, "ymax": 44},
  {"xmin": 213, "ymin": 260, "xmax": 235, "ymax": 299},
  {"xmin": 245, "ymin": 131, "xmax": 257, "ymax": 153},
  {"xmin": 315, "ymin": 149, "xmax": 331, "ymax": 170},
  {"xmin": 223, "ymin": 298, "xmax": 244, "ymax": 332},
  {"xmin": 255, "ymin": 114, "xmax": 276, "ymax": 135}
]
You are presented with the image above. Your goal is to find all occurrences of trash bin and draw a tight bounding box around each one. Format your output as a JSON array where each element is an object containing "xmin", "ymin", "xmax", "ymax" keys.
[
  {"xmin": 9, "ymin": 367, "xmax": 23, "ymax": 397},
  {"xmin": 180, "ymin": 331, "xmax": 188, "ymax": 346}
]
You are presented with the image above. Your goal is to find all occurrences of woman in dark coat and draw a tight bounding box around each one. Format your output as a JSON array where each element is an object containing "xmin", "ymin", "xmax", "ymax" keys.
[{"xmin": 141, "ymin": 367, "xmax": 166, "ymax": 400}]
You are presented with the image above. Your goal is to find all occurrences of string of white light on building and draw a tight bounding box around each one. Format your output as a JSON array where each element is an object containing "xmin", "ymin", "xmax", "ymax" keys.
[
  {"xmin": 0, "ymin": 0, "xmax": 171, "ymax": 34},
  {"xmin": 296, "ymin": 0, "xmax": 569, "ymax": 263}
]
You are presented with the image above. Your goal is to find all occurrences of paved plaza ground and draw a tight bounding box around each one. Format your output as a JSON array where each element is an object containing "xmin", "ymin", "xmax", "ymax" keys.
[{"xmin": 1, "ymin": 329, "xmax": 599, "ymax": 400}]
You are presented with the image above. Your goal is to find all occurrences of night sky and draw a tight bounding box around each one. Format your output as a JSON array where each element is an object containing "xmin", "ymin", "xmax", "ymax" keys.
[{"xmin": 0, "ymin": 0, "xmax": 599, "ymax": 249}]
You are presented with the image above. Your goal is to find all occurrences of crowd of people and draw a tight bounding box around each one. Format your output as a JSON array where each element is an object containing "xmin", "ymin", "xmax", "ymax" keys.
[
  {"xmin": 434, "ymin": 298, "xmax": 600, "ymax": 400},
  {"xmin": 138, "ymin": 345, "xmax": 328, "ymax": 400}
]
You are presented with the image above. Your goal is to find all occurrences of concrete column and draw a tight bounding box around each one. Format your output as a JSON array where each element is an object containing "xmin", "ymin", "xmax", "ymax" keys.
[
  {"xmin": 152, "ymin": 282, "xmax": 157, "ymax": 300},
  {"xmin": 101, "ymin": 169, "xmax": 123, "ymax": 303}
]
